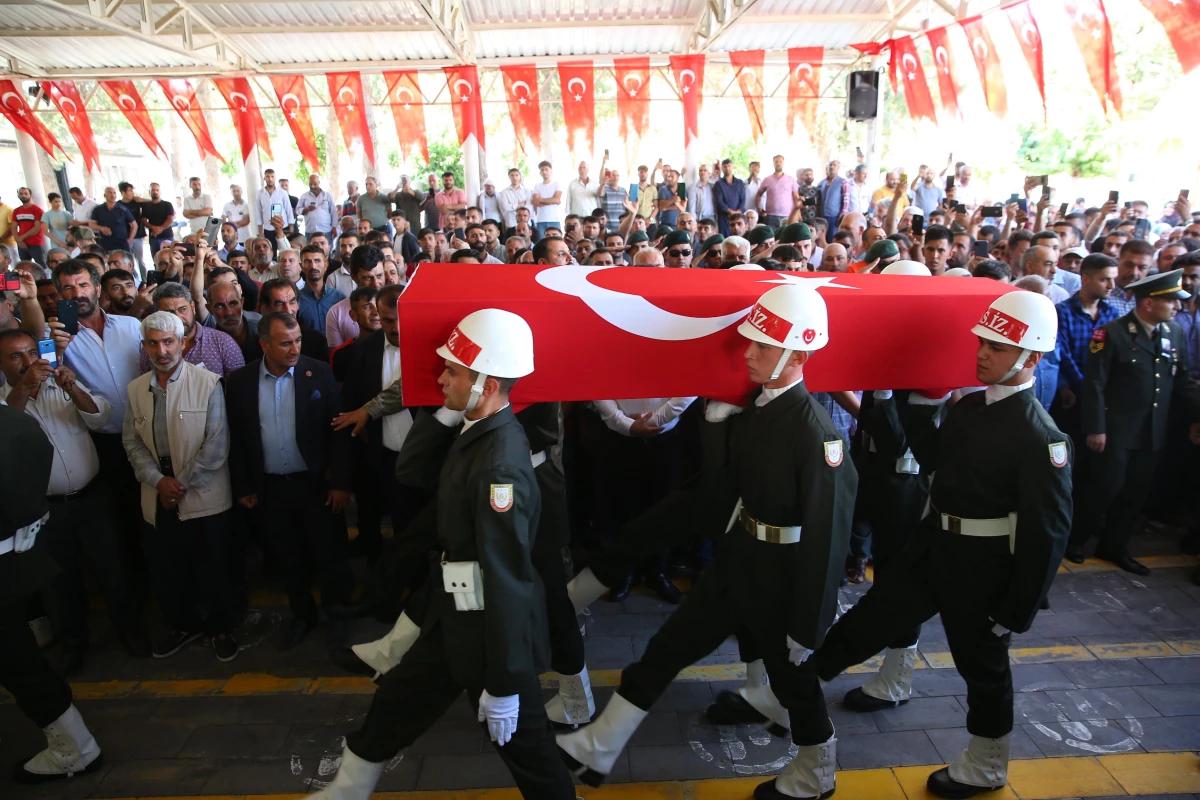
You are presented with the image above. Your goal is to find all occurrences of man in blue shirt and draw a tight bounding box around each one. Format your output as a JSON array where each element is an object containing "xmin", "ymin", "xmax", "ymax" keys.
[
  {"xmin": 1174, "ymin": 252, "xmax": 1200, "ymax": 379},
  {"xmin": 297, "ymin": 245, "xmax": 345, "ymax": 336},
  {"xmin": 89, "ymin": 186, "xmax": 137, "ymax": 253},
  {"xmin": 815, "ymin": 160, "xmax": 847, "ymax": 235},
  {"xmin": 1056, "ymin": 254, "xmax": 1120, "ymax": 414},
  {"xmin": 712, "ymin": 159, "xmax": 746, "ymax": 236},
  {"xmin": 657, "ymin": 170, "xmax": 683, "ymax": 228}
]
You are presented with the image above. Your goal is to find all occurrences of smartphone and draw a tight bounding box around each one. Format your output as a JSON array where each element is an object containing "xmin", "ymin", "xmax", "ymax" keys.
[
  {"xmin": 57, "ymin": 299, "xmax": 79, "ymax": 336},
  {"xmin": 37, "ymin": 338, "xmax": 56, "ymax": 369},
  {"xmin": 1041, "ymin": 185, "xmax": 1050, "ymax": 201},
  {"xmin": 1017, "ymin": 198, "xmax": 1029, "ymax": 214},
  {"xmin": 1133, "ymin": 218, "xmax": 1151, "ymax": 240},
  {"xmin": 1059, "ymin": 202, "xmax": 1069, "ymax": 217},
  {"xmin": 911, "ymin": 214, "xmax": 924, "ymax": 236},
  {"xmin": 145, "ymin": 269, "xmax": 165, "ymax": 286},
  {"xmin": 202, "ymin": 216, "xmax": 221, "ymax": 244},
  {"xmin": 1008, "ymin": 193, "xmax": 1020, "ymax": 204},
  {"xmin": 945, "ymin": 176, "xmax": 955, "ymax": 192},
  {"xmin": 900, "ymin": 173, "xmax": 909, "ymax": 185},
  {"xmin": 1039, "ymin": 175, "xmax": 1049, "ymax": 187},
  {"xmin": 955, "ymin": 203, "xmax": 967, "ymax": 214},
  {"xmin": 2, "ymin": 271, "xmax": 18, "ymax": 291},
  {"xmin": 604, "ymin": 148, "xmax": 610, "ymax": 157},
  {"xmin": 567, "ymin": 222, "xmax": 577, "ymax": 232},
  {"xmin": 972, "ymin": 240, "xmax": 990, "ymax": 258},
  {"xmin": 270, "ymin": 202, "xmax": 283, "ymax": 218},
  {"xmin": 981, "ymin": 205, "xmax": 1003, "ymax": 217},
  {"xmin": 1183, "ymin": 189, "xmax": 1190, "ymax": 200},
  {"xmin": 1108, "ymin": 190, "xmax": 1119, "ymax": 205}
]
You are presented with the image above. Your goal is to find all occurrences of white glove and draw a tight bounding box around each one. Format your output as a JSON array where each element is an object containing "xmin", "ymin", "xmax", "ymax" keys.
[
  {"xmin": 990, "ymin": 620, "xmax": 1010, "ymax": 638},
  {"xmin": 434, "ymin": 405, "xmax": 465, "ymax": 427},
  {"xmin": 477, "ymin": 690, "xmax": 519, "ymax": 746},
  {"xmin": 872, "ymin": 389, "xmax": 894, "ymax": 401},
  {"xmin": 786, "ymin": 635, "xmax": 813, "ymax": 666},
  {"xmin": 705, "ymin": 400, "xmax": 745, "ymax": 422}
]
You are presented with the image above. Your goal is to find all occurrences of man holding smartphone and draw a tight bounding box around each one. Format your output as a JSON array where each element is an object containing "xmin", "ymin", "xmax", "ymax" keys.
[{"xmin": 257, "ymin": 169, "xmax": 295, "ymax": 239}]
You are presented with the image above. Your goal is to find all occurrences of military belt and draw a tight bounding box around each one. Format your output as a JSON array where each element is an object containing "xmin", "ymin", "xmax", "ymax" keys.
[{"xmin": 740, "ymin": 508, "xmax": 802, "ymax": 545}]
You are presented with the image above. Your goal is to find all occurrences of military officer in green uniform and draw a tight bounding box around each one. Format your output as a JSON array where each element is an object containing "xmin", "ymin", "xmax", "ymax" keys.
[
  {"xmin": 557, "ymin": 283, "xmax": 857, "ymax": 800},
  {"xmin": 1069, "ymin": 268, "xmax": 1200, "ymax": 574},
  {"xmin": 311, "ymin": 309, "xmax": 576, "ymax": 800}
]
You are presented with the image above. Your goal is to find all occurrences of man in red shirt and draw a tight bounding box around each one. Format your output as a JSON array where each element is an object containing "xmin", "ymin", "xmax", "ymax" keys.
[{"xmin": 14, "ymin": 187, "xmax": 46, "ymax": 266}]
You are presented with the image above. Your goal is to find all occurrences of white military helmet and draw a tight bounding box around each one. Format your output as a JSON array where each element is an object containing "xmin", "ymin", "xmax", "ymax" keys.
[
  {"xmin": 729, "ymin": 263, "xmax": 766, "ymax": 271},
  {"xmin": 972, "ymin": 290, "xmax": 1057, "ymax": 353},
  {"xmin": 437, "ymin": 308, "xmax": 534, "ymax": 411},
  {"xmin": 944, "ymin": 267, "xmax": 972, "ymax": 277},
  {"xmin": 881, "ymin": 260, "xmax": 931, "ymax": 276},
  {"xmin": 737, "ymin": 284, "xmax": 830, "ymax": 380}
]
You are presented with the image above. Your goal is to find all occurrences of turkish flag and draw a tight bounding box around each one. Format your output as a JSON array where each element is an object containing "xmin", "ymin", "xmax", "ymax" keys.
[
  {"xmin": 786, "ymin": 47, "xmax": 823, "ymax": 141},
  {"xmin": 443, "ymin": 65, "xmax": 485, "ymax": 149},
  {"xmin": 613, "ymin": 57, "xmax": 650, "ymax": 142},
  {"xmin": 888, "ymin": 37, "xmax": 937, "ymax": 123},
  {"xmin": 1139, "ymin": 0, "xmax": 1200, "ymax": 73},
  {"xmin": 326, "ymin": 72, "xmax": 375, "ymax": 167},
  {"xmin": 99, "ymin": 81, "xmax": 164, "ymax": 157},
  {"xmin": 959, "ymin": 15, "xmax": 1008, "ymax": 117},
  {"xmin": 212, "ymin": 77, "xmax": 273, "ymax": 162},
  {"xmin": 557, "ymin": 61, "xmax": 594, "ymax": 156},
  {"xmin": 923, "ymin": 27, "xmax": 961, "ymax": 119},
  {"xmin": 1004, "ymin": 2, "xmax": 1047, "ymax": 119},
  {"xmin": 269, "ymin": 74, "xmax": 322, "ymax": 173},
  {"xmin": 669, "ymin": 55, "xmax": 705, "ymax": 148},
  {"xmin": 1063, "ymin": 0, "xmax": 1123, "ymax": 116},
  {"xmin": 727, "ymin": 50, "xmax": 766, "ymax": 143},
  {"xmin": 382, "ymin": 71, "xmax": 429, "ymax": 163},
  {"xmin": 500, "ymin": 64, "xmax": 543, "ymax": 154},
  {"xmin": 0, "ymin": 81, "xmax": 68, "ymax": 162},
  {"xmin": 40, "ymin": 81, "xmax": 99, "ymax": 172},
  {"xmin": 398, "ymin": 265, "xmax": 1009, "ymax": 406},
  {"xmin": 157, "ymin": 79, "xmax": 223, "ymax": 163}
]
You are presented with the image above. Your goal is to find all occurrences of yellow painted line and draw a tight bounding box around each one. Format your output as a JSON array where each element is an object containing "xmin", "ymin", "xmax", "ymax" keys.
[
  {"xmin": 137, "ymin": 679, "xmax": 224, "ymax": 697},
  {"xmin": 1165, "ymin": 638, "xmax": 1200, "ymax": 655},
  {"xmin": 1060, "ymin": 553, "xmax": 1199, "ymax": 572},
  {"xmin": 81, "ymin": 753, "xmax": 1200, "ymax": 800},
  {"xmin": 220, "ymin": 673, "xmax": 312, "ymax": 696},
  {"xmin": 308, "ymin": 676, "xmax": 375, "ymax": 694},
  {"xmin": 1085, "ymin": 640, "xmax": 1180, "ymax": 660}
]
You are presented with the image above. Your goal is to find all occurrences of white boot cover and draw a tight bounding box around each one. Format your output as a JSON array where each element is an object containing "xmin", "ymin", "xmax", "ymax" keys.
[
  {"xmin": 21, "ymin": 705, "xmax": 101, "ymax": 778},
  {"xmin": 566, "ymin": 567, "xmax": 609, "ymax": 615},
  {"xmin": 737, "ymin": 659, "xmax": 792, "ymax": 730},
  {"xmin": 546, "ymin": 666, "xmax": 596, "ymax": 725},
  {"xmin": 773, "ymin": 734, "xmax": 837, "ymax": 798},
  {"xmin": 351, "ymin": 611, "xmax": 420, "ymax": 676},
  {"xmin": 947, "ymin": 734, "xmax": 1010, "ymax": 789},
  {"xmin": 860, "ymin": 645, "xmax": 918, "ymax": 703},
  {"xmin": 307, "ymin": 745, "xmax": 386, "ymax": 799},
  {"xmin": 556, "ymin": 692, "xmax": 648, "ymax": 777}
]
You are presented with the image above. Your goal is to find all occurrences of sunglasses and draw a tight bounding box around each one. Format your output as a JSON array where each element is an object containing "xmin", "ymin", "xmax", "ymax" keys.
[{"xmin": 668, "ymin": 249, "xmax": 692, "ymax": 257}]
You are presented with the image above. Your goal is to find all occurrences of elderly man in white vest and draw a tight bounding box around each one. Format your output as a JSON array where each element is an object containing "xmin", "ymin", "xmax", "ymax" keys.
[{"xmin": 122, "ymin": 311, "xmax": 238, "ymax": 663}]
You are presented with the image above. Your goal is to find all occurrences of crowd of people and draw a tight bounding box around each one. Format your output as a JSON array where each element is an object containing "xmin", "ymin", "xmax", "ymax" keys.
[{"xmin": 2, "ymin": 153, "xmax": 1199, "ymax": 800}]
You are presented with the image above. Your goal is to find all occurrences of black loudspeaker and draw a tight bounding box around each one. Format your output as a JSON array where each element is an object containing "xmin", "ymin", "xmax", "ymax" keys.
[{"xmin": 847, "ymin": 71, "xmax": 879, "ymax": 120}]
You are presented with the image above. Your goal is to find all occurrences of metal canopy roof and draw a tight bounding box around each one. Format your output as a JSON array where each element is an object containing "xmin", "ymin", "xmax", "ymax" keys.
[{"xmin": 0, "ymin": 0, "xmax": 965, "ymax": 79}]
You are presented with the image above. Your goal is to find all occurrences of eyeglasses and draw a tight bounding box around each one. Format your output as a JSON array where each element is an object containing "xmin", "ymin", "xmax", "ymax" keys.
[{"xmin": 668, "ymin": 249, "xmax": 692, "ymax": 257}]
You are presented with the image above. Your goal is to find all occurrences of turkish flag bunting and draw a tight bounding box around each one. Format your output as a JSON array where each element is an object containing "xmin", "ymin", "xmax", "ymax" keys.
[
  {"xmin": 269, "ymin": 74, "xmax": 321, "ymax": 173},
  {"xmin": 888, "ymin": 37, "xmax": 937, "ymax": 122},
  {"xmin": 1139, "ymin": 0, "xmax": 1200, "ymax": 73},
  {"xmin": 382, "ymin": 71, "xmax": 429, "ymax": 163},
  {"xmin": 443, "ymin": 65, "xmax": 486, "ymax": 149},
  {"xmin": 923, "ymin": 27, "xmax": 961, "ymax": 119},
  {"xmin": 669, "ymin": 55, "xmax": 705, "ymax": 148},
  {"xmin": 99, "ymin": 81, "xmax": 164, "ymax": 157},
  {"xmin": 557, "ymin": 61, "xmax": 594, "ymax": 156},
  {"xmin": 1063, "ymin": 0, "xmax": 1123, "ymax": 116},
  {"xmin": 786, "ymin": 47, "xmax": 823, "ymax": 141},
  {"xmin": 0, "ymin": 81, "xmax": 68, "ymax": 162},
  {"xmin": 398, "ymin": 265, "xmax": 1009, "ymax": 405},
  {"xmin": 157, "ymin": 79, "xmax": 224, "ymax": 163},
  {"xmin": 326, "ymin": 72, "xmax": 375, "ymax": 167},
  {"xmin": 613, "ymin": 58, "xmax": 650, "ymax": 142},
  {"xmin": 499, "ymin": 64, "xmax": 542, "ymax": 154},
  {"xmin": 959, "ymin": 15, "xmax": 1008, "ymax": 117},
  {"xmin": 40, "ymin": 81, "xmax": 97, "ymax": 169},
  {"xmin": 1004, "ymin": 2, "xmax": 1047, "ymax": 119},
  {"xmin": 727, "ymin": 51, "xmax": 766, "ymax": 143},
  {"xmin": 212, "ymin": 77, "xmax": 272, "ymax": 162}
]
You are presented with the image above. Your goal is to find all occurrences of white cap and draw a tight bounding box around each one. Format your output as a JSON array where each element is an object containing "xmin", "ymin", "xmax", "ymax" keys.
[
  {"xmin": 971, "ymin": 291, "xmax": 1058, "ymax": 353},
  {"xmin": 1065, "ymin": 246, "xmax": 1088, "ymax": 258},
  {"xmin": 737, "ymin": 285, "xmax": 829, "ymax": 351},
  {"xmin": 881, "ymin": 260, "xmax": 931, "ymax": 276},
  {"xmin": 437, "ymin": 308, "xmax": 535, "ymax": 378},
  {"xmin": 944, "ymin": 267, "xmax": 972, "ymax": 277}
]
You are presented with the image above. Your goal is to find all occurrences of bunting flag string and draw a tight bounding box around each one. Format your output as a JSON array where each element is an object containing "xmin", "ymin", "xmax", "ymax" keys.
[
  {"xmin": 327, "ymin": 72, "xmax": 375, "ymax": 167},
  {"xmin": 786, "ymin": 47, "xmax": 823, "ymax": 141},
  {"xmin": 212, "ymin": 77, "xmax": 273, "ymax": 163},
  {"xmin": 383, "ymin": 71, "xmax": 430, "ymax": 164},
  {"xmin": 443, "ymin": 65, "xmax": 485, "ymax": 149},
  {"xmin": 613, "ymin": 57, "xmax": 650, "ymax": 142},
  {"xmin": 669, "ymin": 54, "xmax": 706, "ymax": 148},
  {"xmin": 99, "ymin": 80, "xmax": 165, "ymax": 157},
  {"xmin": 1004, "ymin": 2, "xmax": 1047, "ymax": 120},
  {"xmin": 888, "ymin": 36, "xmax": 937, "ymax": 122},
  {"xmin": 269, "ymin": 74, "xmax": 321, "ymax": 174},
  {"xmin": 923, "ymin": 27, "xmax": 960, "ymax": 120},
  {"xmin": 1138, "ymin": 0, "xmax": 1200, "ymax": 74},
  {"xmin": 960, "ymin": 14, "xmax": 1008, "ymax": 117},
  {"xmin": 1063, "ymin": 0, "xmax": 1123, "ymax": 116},
  {"xmin": 557, "ymin": 61, "xmax": 595, "ymax": 156},
  {"xmin": 39, "ymin": 80, "xmax": 99, "ymax": 171},
  {"xmin": 500, "ymin": 64, "xmax": 543, "ymax": 154},
  {"xmin": 0, "ymin": 80, "xmax": 69, "ymax": 161},
  {"xmin": 158, "ymin": 79, "xmax": 224, "ymax": 163},
  {"xmin": 727, "ymin": 50, "xmax": 766, "ymax": 143}
]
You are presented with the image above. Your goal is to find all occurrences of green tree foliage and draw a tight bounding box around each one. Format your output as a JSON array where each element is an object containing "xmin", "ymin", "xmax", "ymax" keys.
[
  {"xmin": 1016, "ymin": 121, "xmax": 1112, "ymax": 178},
  {"xmin": 419, "ymin": 129, "xmax": 465, "ymax": 188},
  {"xmin": 294, "ymin": 131, "xmax": 329, "ymax": 183}
]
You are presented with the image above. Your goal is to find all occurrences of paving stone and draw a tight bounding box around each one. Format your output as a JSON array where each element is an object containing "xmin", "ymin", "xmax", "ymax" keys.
[
  {"xmin": 871, "ymin": 696, "xmax": 966, "ymax": 732},
  {"xmin": 96, "ymin": 757, "xmax": 220, "ymax": 796},
  {"xmin": 1140, "ymin": 656, "xmax": 1200, "ymax": 684},
  {"xmin": 649, "ymin": 680, "xmax": 714, "ymax": 712},
  {"xmin": 1099, "ymin": 608, "xmax": 1196, "ymax": 632},
  {"xmin": 236, "ymin": 693, "xmax": 345, "ymax": 724},
  {"xmin": 1021, "ymin": 718, "xmax": 1145, "ymax": 757},
  {"xmin": 6, "ymin": 761, "xmax": 110, "ymax": 800},
  {"xmin": 372, "ymin": 752, "xmax": 424, "ymax": 791},
  {"xmin": 1029, "ymin": 612, "xmax": 1118, "ymax": 638},
  {"xmin": 1133, "ymin": 683, "xmax": 1200, "ymax": 716},
  {"xmin": 622, "ymin": 592, "xmax": 684, "ymax": 614},
  {"xmin": 628, "ymin": 712, "xmax": 684, "ymax": 746},
  {"xmin": 1013, "ymin": 691, "xmax": 1075, "ymax": 724},
  {"xmin": 1118, "ymin": 715, "xmax": 1200, "ymax": 751},
  {"xmin": 1056, "ymin": 659, "xmax": 1165, "ymax": 689},
  {"xmin": 405, "ymin": 721, "xmax": 486, "ymax": 755},
  {"xmin": 580, "ymin": 635, "xmax": 636, "ymax": 668},
  {"xmin": 826, "ymin": 702, "xmax": 882, "ymax": 736},
  {"xmin": 585, "ymin": 612, "xmax": 668, "ymax": 637},
  {"xmin": 1128, "ymin": 567, "xmax": 1196, "ymax": 588},
  {"xmin": 1010, "ymin": 663, "xmax": 1077, "ymax": 692},
  {"xmin": 677, "ymin": 710, "xmax": 790, "ymax": 743},
  {"xmin": 74, "ymin": 698, "xmax": 164, "ymax": 729},
  {"xmin": 91, "ymin": 720, "xmax": 195, "ymax": 760},
  {"xmin": 280, "ymin": 723, "xmax": 347, "ymax": 758},
  {"xmin": 178, "ymin": 723, "xmax": 290, "ymax": 759},
  {"xmin": 836, "ymin": 730, "xmax": 941, "ymax": 769},
  {"xmin": 1108, "ymin": 586, "xmax": 1198, "ymax": 611},
  {"xmin": 925, "ymin": 726, "xmax": 1042, "ymax": 763},
  {"xmin": 1045, "ymin": 590, "xmax": 1130, "ymax": 614},
  {"xmin": 1042, "ymin": 687, "xmax": 1162, "ymax": 721},
  {"xmin": 910, "ymin": 670, "xmax": 969, "ymax": 698},
  {"xmin": 149, "ymin": 696, "xmax": 244, "ymax": 727},
  {"xmin": 200, "ymin": 757, "xmax": 311, "ymax": 794},
  {"xmin": 627, "ymin": 741, "xmax": 756, "ymax": 781}
]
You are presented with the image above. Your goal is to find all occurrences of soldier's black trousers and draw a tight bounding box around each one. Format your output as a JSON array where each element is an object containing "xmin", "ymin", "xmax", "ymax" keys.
[
  {"xmin": 346, "ymin": 627, "xmax": 576, "ymax": 800},
  {"xmin": 812, "ymin": 534, "xmax": 1014, "ymax": 739},
  {"xmin": 616, "ymin": 556, "xmax": 834, "ymax": 747},
  {"xmin": 1070, "ymin": 447, "xmax": 1158, "ymax": 555},
  {"xmin": 0, "ymin": 600, "xmax": 73, "ymax": 728},
  {"xmin": 868, "ymin": 519, "xmax": 922, "ymax": 650}
]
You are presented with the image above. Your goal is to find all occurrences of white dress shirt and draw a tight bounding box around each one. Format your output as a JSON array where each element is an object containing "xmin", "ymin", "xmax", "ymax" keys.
[
  {"xmin": 756, "ymin": 377, "xmax": 804, "ymax": 407},
  {"xmin": 593, "ymin": 397, "xmax": 696, "ymax": 436},
  {"xmin": 222, "ymin": 201, "xmax": 251, "ymax": 244},
  {"xmin": 183, "ymin": 193, "xmax": 213, "ymax": 233},
  {"xmin": 498, "ymin": 185, "xmax": 533, "ymax": 228},
  {"xmin": 381, "ymin": 340, "xmax": 414, "ymax": 452},
  {"xmin": 567, "ymin": 178, "xmax": 600, "ymax": 218},
  {"xmin": 256, "ymin": 187, "xmax": 296, "ymax": 232},
  {"xmin": 72, "ymin": 197, "xmax": 97, "ymax": 224},
  {"xmin": 1, "ymin": 378, "xmax": 110, "ymax": 495},
  {"xmin": 326, "ymin": 266, "xmax": 355, "ymax": 300},
  {"xmin": 477, "ymin": 191, "xmax": 502, "ymax": 223},
  {"xmin": 847, "ymin": 180, "xmax": 873, "ymax": 215},
  {"xmin": 984, "ymin": 378, "xmax": 1035, "ymax": 406},
  {"xmin": 297, "ymin": 189, "xmax": 336, "ymax": 236},
  {"xmin": 62, "ymin": 312, "xmax": 143, "ymax": 433}
]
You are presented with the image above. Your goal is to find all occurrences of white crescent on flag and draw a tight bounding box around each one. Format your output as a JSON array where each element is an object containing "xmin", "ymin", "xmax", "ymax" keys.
[
  {"xmin": 567, "ymin": 77, "xmax": 586, "ymax": 98},
  {"xmin": 901, "ymin": 53, "xmax": 918, "ymax": 79},
  {"xmin": 59, "ymin": 96, "xmax": 78, "ymax": 115},
  {"xmin": 511, "ymin": 80, "xmax": 531, "ymax": 98},
  {"xmin": 793, "ymin": 63, "xmax": 813, "ymax": 85},
  {"xmin": 337, "ymin": 86, "xmax": 356, "ymax": 104},
  {"xmin": 230, "ymin": 90, "xmax": 250, "ymax": 110},
  {"xmin": 1, "ymin": 91, "xmax": 24, "ymax": 111},
  {"xmin": 171, "ymin": 94, "xmax": 192, "ymax": 111},
  {"xmin": 622, "ymin": 74, "xmax": 642, "ymax": 96},
  {"xmin": 117, "ymin": 93, "xmax": 137, "ymax": 110},
  {"xmin": 1021, "ymin": 23, "xmax": 1040, "ymax": 48},
  {"xmin": 972, "ymin": 38, "xmax": 990, "ymax": 61},
  {"xmin": 395, "ymin": 85, "xmax": 414, "ymax": 104},
  {"xmin": 454, "ymin": 79, "xmax": 473, "ymax": 99},
  {"xmin": 935, "ymin": 46, "xmax": 950, "ymax": 73}
]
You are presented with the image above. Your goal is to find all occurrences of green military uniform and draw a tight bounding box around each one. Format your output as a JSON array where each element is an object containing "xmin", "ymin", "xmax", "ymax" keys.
[{"xmin": 1074, "ymin": 269, "xmax": 1200, "ymax": 565}]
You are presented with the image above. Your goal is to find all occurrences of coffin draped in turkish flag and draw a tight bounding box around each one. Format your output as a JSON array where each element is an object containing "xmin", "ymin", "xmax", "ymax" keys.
[{"xmin": 398, "ymin": 265, "xmax": 1011, "ymax": 406}]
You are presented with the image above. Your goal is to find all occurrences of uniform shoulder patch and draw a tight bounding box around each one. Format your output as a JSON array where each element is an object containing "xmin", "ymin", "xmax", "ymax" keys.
[
  {"xmin": 823, "ymin": 439, "xmax": 843, "ymax": 467},
  {"xmin": 489, "ymin": 484, "xmax": 514, "ymax": 512},
  {"xmin": 1049, "ymin": 442, "xmax": 1068, "ymax": 468}
]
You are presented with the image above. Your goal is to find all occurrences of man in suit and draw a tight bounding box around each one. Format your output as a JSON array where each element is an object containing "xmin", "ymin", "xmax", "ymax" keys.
[{"xmin": 226, "ymin": 312, "xmax": 354, "ymax": 650}]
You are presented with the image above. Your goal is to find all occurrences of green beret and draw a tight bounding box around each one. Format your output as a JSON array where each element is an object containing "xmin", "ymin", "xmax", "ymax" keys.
[
  {"xmin": 626, "ymin": 230, "xmax": 649, "ymax": 246},
  {"xmin": 747, "ymin": 224, "xmax": 775, "ymax": 246},
  {"xmin": 864, "ymin": 238, "xmax": 900, "ymax": 262},
  {"xmin": 701, "ymin": 234, "xmax": 726, "ymax": 251},
  {"xmin": 777, "ymin": 222, "xmax": 812, "ymax": 244},
  {"xmin": 662, "ymin": 230, "xmax": 693, "ymax": 247}
]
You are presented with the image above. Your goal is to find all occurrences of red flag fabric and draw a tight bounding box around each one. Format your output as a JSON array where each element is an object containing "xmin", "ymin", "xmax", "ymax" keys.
[
  {"xmin": 39, "ymin": 81, "xmax": 98, "ymax": 170},
  {"xmin": 557, "ymin": 61, "xmax": 595, "ymax": 156},
  {"xmin": 1063, "ymin": 0, "xmax": 1123, "ymax": 116},
  {"xmin": 443, "ymin": 65, "xmax": 486, "ymax": 149},
  {"xmin": 382, "ymin": 71, "xmax": 429, "ymax": 163},
  {"xmin": 269, "ymin": 74, "xmax": 321, "ymax": 174},
  {"xmin": 212, "ymin": 77, "xmax": 272, "ymax": 162},
  {"xmin": 786, "ymin": 47, "xmax": 823, "ymax": 141},
  {"xmin": 157, "ymin": 79, "xmax": 223, "ymax": 163},
  {"xmin": 0, "ymin": 81, "xmax": 68, "ymax": 161},
  {"xmin": 1004, "ymin": 2, "xmax": 1047, "ymax": 119},
  {"xmin": 326, "ymin": 72, "xmax": 375, "ymax": 167},
  {"xmin": 1139, "ymin": 0, "xmax": 1200, "ymax": 73},
  {"xmin": 923, "ymin": 27, "xmax": 961, "ymax": 119},
  {"xmin": 727, "ymin": 50, "xmax": 766, "ymax": 143},
  {"xmin": 669, "ymin": 55, "xmax": 706, "ymax": 148},
  {"xmin": 499, "ymin": 64, "xmax": 543, "ymax": 154},
  {"xmin": 888, "ymin": 37, "xmax": 937, "ymax": 123},
  {"xmin": 99, "ymin": 81, "xmax": 164, "ymax": 157},
  {"xmin": 613, "ymin": 58, "xmax": 650, "ymax": 142},
  {"xmin": 398, "ymin": 265, "xmax": 1009, "ymax": 405},
  {"xmin": 959, "ymin": 15, "xmax": 1008, "ymax": 117}
]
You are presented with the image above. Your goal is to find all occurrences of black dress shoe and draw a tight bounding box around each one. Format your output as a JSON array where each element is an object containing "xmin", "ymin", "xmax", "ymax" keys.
[
  {"xmin": 753, "ymin": 777, "xmax": 835, "ymax": 800},
  {"xmin": 607, "ymin": 573, "xmax": 634, "ymax": 603},
  {"xmin": 279, "ymin": 617, "xmax": 316, "ymax": 651},
  {"xmin": 644, "ymin": 572, "xmax": 684, "ymax": 604},
  {"xmin": 1096, "ymin": 550, "xmax": 1151, "ymax": 576},
  {"xmin": 927, "ymin": 767, "xmax": 1003, "ymax": 799},
  {"xmin": 1063, "ymin": 545, "xmax": 1085, "ymax": 564},
  {"xmin": 842, "ymin": 685, "xmax": 907, "ymax": 712},
  {"xmin": 706, "ymin": 691, "xmax": 789, "ymax": 737},
  {"xmin": 330, "ymin": 647, "xmax": 379, "ymax": 678}
]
